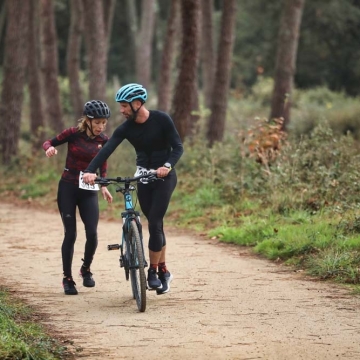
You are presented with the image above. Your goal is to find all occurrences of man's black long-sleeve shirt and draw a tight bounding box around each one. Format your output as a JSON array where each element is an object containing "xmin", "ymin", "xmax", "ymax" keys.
[{"xmin": 85, "ymin": 110, "xmax": 183, "ymax": 173}]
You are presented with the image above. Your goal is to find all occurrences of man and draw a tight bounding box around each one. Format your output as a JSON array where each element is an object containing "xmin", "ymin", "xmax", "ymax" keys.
[{"xmin": 83, "ymin": 83, "xmax": 183, "ymax": 294}]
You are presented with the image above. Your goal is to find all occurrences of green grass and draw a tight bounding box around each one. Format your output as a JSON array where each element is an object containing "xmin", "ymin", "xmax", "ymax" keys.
[
  {"xmin": 0, "ymin": 288, "xmax": 75, "ymax": 359},
  {"xmin": 19, "ymin": 183, "xmax": 51, "ymax": 199},
  {"xmin": 306, "ymin": 249, "xmax": 360, "ymax": 284},
  {"xmin": 201, "ymin": 208, "xmax": 360, "ymax": 284},
  {"xmin": 208, "ymin": 217, "xmax": 274, "ymax": 247}
]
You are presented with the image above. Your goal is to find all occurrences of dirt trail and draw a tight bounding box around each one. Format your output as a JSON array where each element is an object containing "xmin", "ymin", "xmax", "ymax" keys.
[{"xmin": 1, "ymin": 203, "xmax": 360, "ymax": 360}]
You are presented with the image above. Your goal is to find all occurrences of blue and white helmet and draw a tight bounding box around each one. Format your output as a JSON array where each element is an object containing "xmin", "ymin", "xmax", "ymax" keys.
[{"xmin": 115, "ymin": 83, "xmax": 147, "ymax": 103}]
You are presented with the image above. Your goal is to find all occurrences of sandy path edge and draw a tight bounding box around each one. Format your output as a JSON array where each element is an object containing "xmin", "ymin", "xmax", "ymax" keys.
[{"xmin": 1, "ymin": 202, "xmax": 360, "ymax": 360}]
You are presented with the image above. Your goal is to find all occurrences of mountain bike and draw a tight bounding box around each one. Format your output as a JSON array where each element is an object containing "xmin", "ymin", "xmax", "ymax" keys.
[{"xmin": 95, "ymin": 172, "xmax": 159, "ymax": 312}]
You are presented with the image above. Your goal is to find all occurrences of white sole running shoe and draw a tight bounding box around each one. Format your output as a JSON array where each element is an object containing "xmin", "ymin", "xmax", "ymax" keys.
[{"xmin": 157, "ymin": 272, "xmax": 173, "ymax": 295}]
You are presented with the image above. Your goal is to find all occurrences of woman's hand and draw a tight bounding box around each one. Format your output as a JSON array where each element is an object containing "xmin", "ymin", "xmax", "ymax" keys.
[
  {"xmin": 45, "ymin": 146, "xmax": 58, "ymax": 158},
  {"xmin": 101, "ymin": 187, "xmax": 113, "ymax": 203}
]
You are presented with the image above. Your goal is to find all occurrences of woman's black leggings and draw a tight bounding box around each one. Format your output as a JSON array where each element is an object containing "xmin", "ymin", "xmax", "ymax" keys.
[
  {"xmin": 137, "ymin": 170, "xmax": 177, "ymax": 252},
  {"xmin": 57, "ymin": 180, "xmax": 99, "ymax": 277}
]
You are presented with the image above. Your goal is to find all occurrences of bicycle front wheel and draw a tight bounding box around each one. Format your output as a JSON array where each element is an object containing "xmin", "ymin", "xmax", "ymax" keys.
[{"xmin": 128, "ymin": 220, "xmax": 147, "ymax": 312}]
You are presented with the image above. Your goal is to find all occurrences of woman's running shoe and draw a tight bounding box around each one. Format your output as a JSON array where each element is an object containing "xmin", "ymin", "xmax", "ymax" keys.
[
  {"xmin": 80, "ymin": 267, "xmax": 95, "ymax": 287},
  {"xmin": 62, "ymin": 277, "xmax": 78, "ymax": 295}
]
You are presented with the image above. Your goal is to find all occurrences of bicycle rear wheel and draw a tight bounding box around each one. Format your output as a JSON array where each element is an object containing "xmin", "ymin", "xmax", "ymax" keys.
[{"xmin": 128, "ymin": 220, "xmax": 147, "ymax": 312}]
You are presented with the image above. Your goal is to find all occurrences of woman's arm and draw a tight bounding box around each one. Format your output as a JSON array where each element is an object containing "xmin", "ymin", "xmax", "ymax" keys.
[{"xmin": 42, "ymin": 127, "xmax": 77, "ymax": 158}]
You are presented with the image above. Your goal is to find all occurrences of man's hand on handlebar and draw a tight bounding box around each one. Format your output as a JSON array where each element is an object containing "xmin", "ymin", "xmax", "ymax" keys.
[
  {"xmin": 156, "ymin": 166, "xmax": 171, "ymax": 178},
  {"xmin": 83, "ymin": 172, "xmax": 97, "ymax": 185}
]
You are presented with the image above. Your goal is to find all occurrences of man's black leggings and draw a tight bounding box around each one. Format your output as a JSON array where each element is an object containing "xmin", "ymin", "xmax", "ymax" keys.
[
  {"xmin": 137, "ymin": 170, "xmax": 177, "ymax": 252},
  {"xmin": 57, "ymin": 180, "xmax": 99, "ymax": 277}
]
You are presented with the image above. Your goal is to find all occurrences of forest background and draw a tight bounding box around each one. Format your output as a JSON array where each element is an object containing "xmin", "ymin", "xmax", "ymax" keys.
[{"xmin": 1, "ymin": 0, "xmax": 360, "ymax": 296}]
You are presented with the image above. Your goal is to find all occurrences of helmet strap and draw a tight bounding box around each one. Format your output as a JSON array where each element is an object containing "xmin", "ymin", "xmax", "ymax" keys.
[
  {"xmin": 85, "ymin": 119, "xmax": 96, "ymax": 138},
  {"xmin": 129, "ymin": 101, "xmax": 144, "ymax": 122}
]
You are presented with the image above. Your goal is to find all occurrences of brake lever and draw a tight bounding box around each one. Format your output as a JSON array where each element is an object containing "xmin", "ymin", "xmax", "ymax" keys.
[
  {"xmin": 147, "ymin": 174, "xmax": 164, "ymax": 182},
  {"xmin": 95, "ymin": 178, "xmax": 111, "ymax": 186},
  {"xmin": 147, "ymin": 174, "xmax": 157, "ymax": 183}
]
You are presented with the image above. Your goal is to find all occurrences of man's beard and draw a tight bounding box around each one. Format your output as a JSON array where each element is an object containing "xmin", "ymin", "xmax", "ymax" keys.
[{"xmin": 127, "ymin": 112, "xmax": 137, "ymax": 122}]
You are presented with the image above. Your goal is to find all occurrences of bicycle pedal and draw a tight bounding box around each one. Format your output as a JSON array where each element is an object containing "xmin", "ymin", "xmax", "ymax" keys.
[
  {"xmin": 147, "ymin": 286, "xmax": 155, "ymax": 291},
  {"xmin": 108, "ymin": 244, "xmax": 120, "ymax": 250}
]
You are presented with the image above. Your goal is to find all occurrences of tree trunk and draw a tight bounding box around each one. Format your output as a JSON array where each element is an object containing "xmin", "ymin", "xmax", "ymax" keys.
[
  {"xmin": 104, "ymin": 0, "xmax": 116, "ymax": 53},
  {"xmin": 0, "ymin": 0, "xmax": 30, "ymax": 164},
  {"xmin": 189, "ymin": 2, "xmax": 202, "ymax": 137},
  {"xmin": 40, "ymin": 0, "xmax": 64, "ymax": 134},
  {"xmin": 83, "ymin": 0, "xmax": 107, "ymax": 101},
  {"xmin": 135, "ymin": 0, "xmax": 156, "ymax": 89},
  {"xmin": 189, "ymin": 79, "xmax": 200, "ymax": 137},
  {"xmin": 67, "ymin": 0, "xmax": 85, "ymax": 118},
  {"xmin": 124, "ymin": 0, "xmax": 138, "ymax": 74},
  {"xmin": 200, "ymin": 0, "xmax": 214, "ymax": 109},
  {"xmin": 28, "ymin": 0, "xmax": 46, "ymax": 151},
  {"xmin": 207, "ymin": 0, "xmax": 237, "ymax": 147},
  {"xmin": 0, "ymin": 2, "xmax": 6, "ymax": 45},
  {"xmin": 157, "ymin": 0, "xmax": 180, "ymax": 112},
  {"xmin": 171, "ymin": 0, "xmax": 200, "ymax": 141},
  {"xmin": 126, "ymin": 0, "xmax": 138, "ymax": 37},
  {"xmin": 270, "ymin": 0, "xmax": 306, "ymax": 130}
]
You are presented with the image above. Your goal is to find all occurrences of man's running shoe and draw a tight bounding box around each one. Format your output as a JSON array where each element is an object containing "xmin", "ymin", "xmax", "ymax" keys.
[
  {"xmin": 147, "ymin": 268, "xmax": 162, "ymax": 290},
  {"xmin": 157, "ymin": 271, "xmax": 173, "ymax": 295},
  {"xmin": 80, "ymin": 267, "xmax": 95, "ymax": 287},
  {"xmin": 63, "ymin": 277, "xmax": 78, "ymax": 295}
]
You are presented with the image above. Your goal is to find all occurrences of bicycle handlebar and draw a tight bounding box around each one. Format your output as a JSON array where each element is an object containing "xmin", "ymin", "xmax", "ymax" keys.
[{"xmin": 94, "ymin": 172, "xmax": 158, "ymax": 186}]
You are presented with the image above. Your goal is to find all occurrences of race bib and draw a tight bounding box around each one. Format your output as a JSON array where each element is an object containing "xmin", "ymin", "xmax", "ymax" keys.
[
  {"xmin": 79, "ymin": 171, "xmax": 99, "ymax": 191},
  {"xmin": 134, "ymin": 166, "xmax": 155, "ymax": 184}
]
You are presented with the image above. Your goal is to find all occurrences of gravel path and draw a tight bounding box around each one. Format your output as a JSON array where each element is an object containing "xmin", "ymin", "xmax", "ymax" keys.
[{"xmin": 1, "ymin": 203, "xmax": 360, "ymax": 359}]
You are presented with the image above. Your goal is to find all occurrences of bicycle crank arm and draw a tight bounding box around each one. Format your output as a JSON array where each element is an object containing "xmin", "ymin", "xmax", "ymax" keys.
[{"xmin": 107, "ymin": 244, "xmax": 120, "ymax": 250}]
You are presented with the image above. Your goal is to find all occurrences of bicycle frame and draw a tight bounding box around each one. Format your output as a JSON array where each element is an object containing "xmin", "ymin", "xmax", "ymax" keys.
[{"xmin": 118, "ymin": 182, "xmax": 147, "ymax": 272}]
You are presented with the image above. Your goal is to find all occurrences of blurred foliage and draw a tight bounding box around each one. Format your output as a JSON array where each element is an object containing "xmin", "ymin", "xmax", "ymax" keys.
[
  {"xmin": 241, "ymin": 117, "xmax": 287, "ymax": 168},
  {"xmin": 173, "ymin": 84, "xmax": 360, "ymax": 223},
  {"xmin": 291, "ymin": 86, "xmax": 360, "ymax": 139},
  {"xmin": 3, "ymin": 80, "xmax": 360, "ymax": 217},
  {"xmin": 176, "ymin": 120, "xmax": 360, "ymax": 216},
  {"xmin": 296, "ymin": 0, "xmax": 360, "ymax": 96},
  {"xmin": 234, "ymin": 0, "xmax": 360, "ymax": 95},
  {"xmin": 2, "ymin": 0, "xmax": 360, "ymax": 97}
]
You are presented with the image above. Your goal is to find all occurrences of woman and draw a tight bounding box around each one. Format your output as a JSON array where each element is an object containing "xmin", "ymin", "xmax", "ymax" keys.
[
  {"xmin": 83, "ymin": 84, "xmax": 184, "ymax": 295},
  {"xmin": 43, "ymin": 100, "xmax": 113, "ymax": 295}
]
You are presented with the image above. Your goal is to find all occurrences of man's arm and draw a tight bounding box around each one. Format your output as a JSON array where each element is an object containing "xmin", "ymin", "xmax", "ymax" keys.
[
  {"xmin": 83, "ymin": 126, "xmax": 125, "ymax": 184},
  {"xmin": 85, "ymin": 127, "xmax": 125, "ymax": 173}
]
